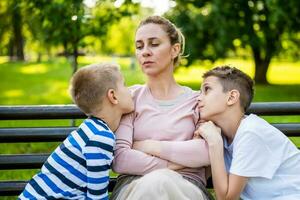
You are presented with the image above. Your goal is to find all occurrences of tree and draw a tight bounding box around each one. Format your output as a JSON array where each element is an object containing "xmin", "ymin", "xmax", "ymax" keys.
[
  {"xmin": 25, "ymin": 0, "xmax": 87, "ymax": 73},
  {"xmin": 169, "ymin": 0, "xmax": 300, "ymax": 84},
  {"xmin": 26, "ymin": 0, "xmax": 139, "ymax": 73},
  {"xmin": 1, "ymin": 0, "xmax": 26, "ymax": 61}
]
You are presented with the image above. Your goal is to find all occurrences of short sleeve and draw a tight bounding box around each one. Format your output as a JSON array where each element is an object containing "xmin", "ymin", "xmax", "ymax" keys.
[{"xmin": 230, "ymin": 131, "xmax": 280, "ymax": 179}]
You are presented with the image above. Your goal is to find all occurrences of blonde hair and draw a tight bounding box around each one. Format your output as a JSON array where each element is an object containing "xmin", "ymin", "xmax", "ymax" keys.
[
  {"xmin": 138, "ymin": 16, "xmax": 185, "ymax": 66},
  {"xmin": 203, "ymin": 66, "xmax": 254, "ymax": 112},
  {"xmin": 69, "ymin": 63, "xmax": 120, "ymax": 115}
]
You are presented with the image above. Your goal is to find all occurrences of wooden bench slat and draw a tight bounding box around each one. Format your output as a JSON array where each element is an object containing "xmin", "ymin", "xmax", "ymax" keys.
[
  {"xmin": 247, "ymin": 102, "xmax": 300, "ymax": 115},
  {"xmin": 0, "ymin": 105, "xmax": 85, "ymax": 120},
  {"xmin": 0, "ymin": 102, "xmax": 300, "ymax": 120},
  {"xmin": 0, "ymin": 127, "xmax": 74, "ymax": 143},
  {"xmin": 0, "ymin": 154, "xmax": 49, "ymax": 170},
  {"xmin": 0, "ymin": 181, "xmax": 26, "ymax": 196},
  {"xmin": 0, "ymin": 179, "xmax": 117, "ymax": 196},
  {"xmin": 274, "ymin": 123, "xmax": 300, "ymax": 136},
  {"xmin": 2, "ymin": 142, "xmax": 300, "ymax": 170},
  {"xmin": 0, "ymin": 123, "xmax": 299, "ymax": 143}
]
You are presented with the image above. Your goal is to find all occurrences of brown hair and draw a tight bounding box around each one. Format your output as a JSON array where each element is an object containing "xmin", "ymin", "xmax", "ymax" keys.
[
  {"xmin": 138, "ymin": 15, "xmax": 185, "ymax": 66},
  {"xmin": 203, "ymin": 65, "xmax": 254, "ymax": 112},
  {"xmin": 69, "ymin": 63, "xmax": 120, "ymax": 115}
]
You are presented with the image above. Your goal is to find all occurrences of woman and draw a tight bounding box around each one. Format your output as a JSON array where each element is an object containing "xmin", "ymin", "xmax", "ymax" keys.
[{"xmin": 111, "ymin": 16, "xmax": 212, "ymax": 200}]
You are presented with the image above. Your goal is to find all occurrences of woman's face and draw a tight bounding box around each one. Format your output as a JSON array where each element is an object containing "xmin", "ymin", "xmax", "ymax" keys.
[{"xmin": 135, "ymin": 23, "xmax": 178, "ymax": 77}]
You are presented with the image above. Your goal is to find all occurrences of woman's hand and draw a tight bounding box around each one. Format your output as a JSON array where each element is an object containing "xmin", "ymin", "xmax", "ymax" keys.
[
  {"xmin": 132, "ymin": 140, "xmax": 162, "ymax": 156},
  {"xmin": 167, "ymin": 161, "xmax": 185, "ymax": 171}
]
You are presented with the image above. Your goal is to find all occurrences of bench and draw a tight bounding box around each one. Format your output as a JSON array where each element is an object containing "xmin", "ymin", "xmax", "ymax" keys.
[{"xmin": 0, "ymin": 102, "xmax": 300, "ymax": 197}]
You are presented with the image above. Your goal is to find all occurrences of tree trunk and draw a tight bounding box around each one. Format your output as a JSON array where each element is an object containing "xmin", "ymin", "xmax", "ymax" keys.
[
  {"xmin": 8, "ymin": 39, "xmax": 15, "ymax": 61},
  {"xmin": 72, "ymin": 46, "xmax": 78, "ymax": 74},
  {"xmin": 11, "ymin": 0, "xmax": 25, "ymax": 61},
  {"xmin": 254, "ymin": 60, "xmax": 269, "ymax": 84},
  {"xmin": 252, "ymin": 47, "xmax": 271, "ymax": 84},
  {"xmin": 37, "ymin": 52, "xmax": 42, "ymax": 62}
]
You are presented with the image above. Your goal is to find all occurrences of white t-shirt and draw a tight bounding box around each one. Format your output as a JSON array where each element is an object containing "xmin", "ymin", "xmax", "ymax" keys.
[{"xmin": 224, "ymin": 114, "xmax": 300, "ymax": 200}]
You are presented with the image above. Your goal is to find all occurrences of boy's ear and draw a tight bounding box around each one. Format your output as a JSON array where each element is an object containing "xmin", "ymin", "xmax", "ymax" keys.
[
  {"xmin": 171, "ymin": 43, "xmax": 181, "ymax": 59},
  {"xmin": 107, "ymin": 89, "xmax": 118, "ymax": 105},
  {"xmin": 227, "ymin": 89, "xmax": 240, "ymax": 106}
]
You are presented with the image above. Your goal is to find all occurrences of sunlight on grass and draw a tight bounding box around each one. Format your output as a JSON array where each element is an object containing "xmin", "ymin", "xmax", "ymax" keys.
[
  {"xmin": 175, "ymin": 58, "xmax": 256, "ymax": 85},
  {"xmin": 268, "ymin": 61, "xmax": 300, "ymax": 84},
  {"xmin": 174, "ymin": 67, "xmax": 206, "ymax": 85},
  {"xmin": 0, "ymin": 56, "xmax": 8, "ymax": 64},
  {"xmin": 4, "ymin": 89, "xmax": 24, "ymax": 98},
  {"xmin": 19, "ymin": 64, "xmax": 49, "ymax": 74},
  {"xmin": 214, "ymin": 58, "xmax": 255, "ymax": 78},
  {"xmin": 78, "ymin": 55, "xmax": 135, "ymax": 70},
  {"xmin": 78, "ymin": 55, "xmax": 114, "ymax": 64},
  {"xmin": 46, "ymin": 81, "xmax": 71, "ymax": 102},
  {"xmin": 175, "ymin": 58, "xmax": 300, "ymax": 85}
]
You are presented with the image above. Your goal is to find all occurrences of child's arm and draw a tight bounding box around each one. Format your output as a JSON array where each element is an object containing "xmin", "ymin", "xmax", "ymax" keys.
[
  {"xmin": 133, "ymin": 139, "xmax": 210, "ymax": 168},
  {"xmin": 198, "ymin": 121, "xmax": 248, "ymax": 200},
  {"xmin": 84, "ymin": 135, "xmax": 113, "ymax": 199}
]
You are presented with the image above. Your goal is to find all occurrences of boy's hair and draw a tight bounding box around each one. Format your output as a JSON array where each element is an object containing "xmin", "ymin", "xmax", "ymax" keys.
[
  {"xmin": 70, "ymin": 63, "xmax": 120, "ymax": 115},
  {"xmin": 203, "ymin": 65, "xmax": 254, "ymax": 112}
]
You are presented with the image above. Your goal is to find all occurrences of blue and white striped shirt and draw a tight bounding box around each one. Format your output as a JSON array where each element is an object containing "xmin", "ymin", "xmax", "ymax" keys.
[{"xmin": 19, "ymin": 117, "xmax": 115, "ymax": 200}]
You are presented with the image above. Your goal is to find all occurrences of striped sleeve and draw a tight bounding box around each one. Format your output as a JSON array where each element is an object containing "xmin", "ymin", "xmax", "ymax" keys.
[{"xmin": 83, "ymin": 132, "xmax": 114, "ymax": 200}]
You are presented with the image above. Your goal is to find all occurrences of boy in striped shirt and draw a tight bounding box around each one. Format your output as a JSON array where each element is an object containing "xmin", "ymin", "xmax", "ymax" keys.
[{"xmin": 19, "ymin": 63, "xmax": 134, "ymax": 200}]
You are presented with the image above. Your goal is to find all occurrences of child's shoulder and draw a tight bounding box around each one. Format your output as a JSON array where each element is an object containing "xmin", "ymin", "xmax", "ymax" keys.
[
  {"xmin": 241, "ymin": 114, "xmax": 270, "ymax": 129},
  {"xmin": 80, "ymin": 118, "xmax": 115, "ymax": 140},
  {"xmin": 237, "ymin": 114, "xmax": 280, "ymax": 140}
]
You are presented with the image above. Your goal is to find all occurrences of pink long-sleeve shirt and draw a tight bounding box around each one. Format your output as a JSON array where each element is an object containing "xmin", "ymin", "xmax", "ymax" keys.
[{"xmin": 112, "ymin": 85, "xmax": 210, "ymax": 185}]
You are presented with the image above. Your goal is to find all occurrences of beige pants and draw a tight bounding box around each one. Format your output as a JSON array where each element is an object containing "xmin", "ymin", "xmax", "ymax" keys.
[{"xmin": 116, "ymin": 169, "xmax": 205, "ymax": 200}]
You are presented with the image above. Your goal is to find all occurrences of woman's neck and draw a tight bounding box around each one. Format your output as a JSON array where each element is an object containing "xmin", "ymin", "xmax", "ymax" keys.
[{"xmin": 147, "ymin": 76, "xmax": 182, "ymax": 100}]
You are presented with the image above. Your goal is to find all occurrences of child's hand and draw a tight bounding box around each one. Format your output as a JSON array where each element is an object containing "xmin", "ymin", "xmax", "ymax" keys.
[
  {"xmin": 196, "ymin": 121, "xmax": 222, "ymax": 146},
  {"xmin": 194, "ymin": 119, "xmax": 207, "ymax": 139},
  {"xmin": 132, "ymin": 140, "xmax": 161, "ymax": 156}
]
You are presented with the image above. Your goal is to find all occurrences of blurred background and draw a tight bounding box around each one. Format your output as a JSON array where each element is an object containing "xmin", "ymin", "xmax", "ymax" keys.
[
  {"xmin": 0, "ymin": 0, "xmax": 299, "ymax": 198},
  {"xmin": 0, "ymin": 0, "xmax": 299, "ymax": 106}
]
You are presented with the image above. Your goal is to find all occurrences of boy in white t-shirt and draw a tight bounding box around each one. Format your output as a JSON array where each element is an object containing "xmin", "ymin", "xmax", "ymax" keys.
[{"xmin": 194, "ymin": 66, "xmax": 300, "ymax": 200}]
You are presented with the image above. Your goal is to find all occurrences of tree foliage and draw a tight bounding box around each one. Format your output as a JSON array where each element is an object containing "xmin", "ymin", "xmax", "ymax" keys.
[
  {"xmin": 168, "ymin": 0, "xmax": 300, "ymax": 83},
  {"xmin": 1, "ymin": 0, "xmax": 140, "ymax": 73}
]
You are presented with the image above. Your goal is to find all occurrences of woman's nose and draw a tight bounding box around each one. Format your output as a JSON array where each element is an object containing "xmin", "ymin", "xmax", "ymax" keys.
[{"xmin": 142, "ymin": 46, "xmax": 152, "ymax": 57}]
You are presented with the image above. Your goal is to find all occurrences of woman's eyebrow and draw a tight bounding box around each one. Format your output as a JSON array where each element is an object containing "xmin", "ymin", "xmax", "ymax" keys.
[
  {"xmin": 136, "ymin": 37, "xmax": 159, "ymax": 42},
  {"xmin": 148, "ymin": 37, "xmax": 159, "ymax": 41}
]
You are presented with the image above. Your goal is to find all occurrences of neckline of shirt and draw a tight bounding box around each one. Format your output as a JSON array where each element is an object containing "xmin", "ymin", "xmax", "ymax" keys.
[{"xmin": 145, "ymin": 85, "xmax": 192, "ymax": 112}]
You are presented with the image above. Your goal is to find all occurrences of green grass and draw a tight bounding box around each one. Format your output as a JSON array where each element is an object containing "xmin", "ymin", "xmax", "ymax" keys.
[{"xmin": 0, "ymin": 56, "xmax": 299, "ymax": 198}]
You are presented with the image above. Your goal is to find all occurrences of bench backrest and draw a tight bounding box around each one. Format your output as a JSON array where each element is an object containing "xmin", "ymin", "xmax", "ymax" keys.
[{"xmin": 0, "ymin": 102, "xmax": 300, "ymax": 196}]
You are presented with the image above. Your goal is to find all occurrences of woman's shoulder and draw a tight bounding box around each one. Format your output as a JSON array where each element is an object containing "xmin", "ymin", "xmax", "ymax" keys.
[
  {"xmin": 129, "ymin": 84, "xmax": 145, "ymax": 90},
  {"xmin": 181, "ymin": 86, "xmax": 199, "ymax": 99},
  {"xmin": 129, "ymin": 84, "xmax": 146, "ymax": 94},
  {"xmin": 128, "ymin": 84, "xmax": 148, "ymax": 100}
]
